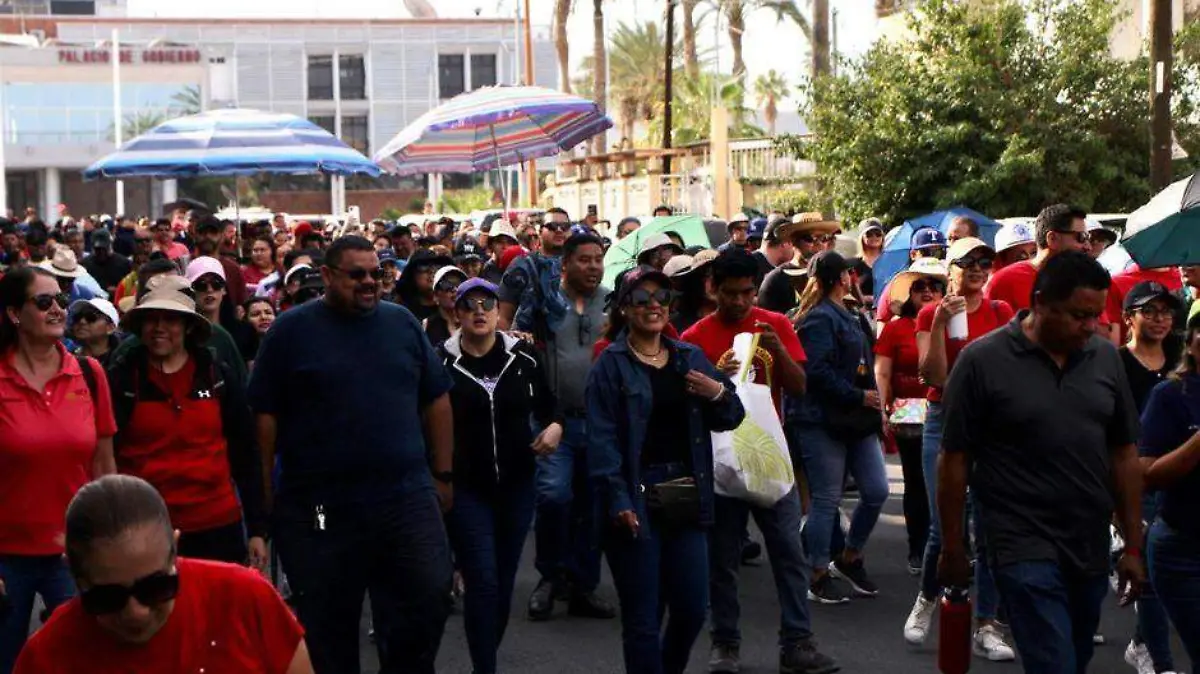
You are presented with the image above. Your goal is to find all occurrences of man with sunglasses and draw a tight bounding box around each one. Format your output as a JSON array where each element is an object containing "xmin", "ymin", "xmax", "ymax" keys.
[
  {"xmin": 250, "ymin": 236, "xmax": 456, "ymax": 674},
  {"xmin": 14, "ymin": 475, "xmax": 312, "ymax": 674},
  {"xmin": 68, "ymin": 298, "xmax": 120, "ymax": 367},
  {"xmin": 497, "ymin": 208, "xmax": 572, "ymax": 335},
  {"xmin": 718, "ymin": 214, "xmax": 751, "ymax": 253}
]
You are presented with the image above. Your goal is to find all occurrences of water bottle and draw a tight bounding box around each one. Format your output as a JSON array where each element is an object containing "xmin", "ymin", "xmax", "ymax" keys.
[{"xmin": 938, "ymin": 586, "xmax": 972, "ymax": 674}]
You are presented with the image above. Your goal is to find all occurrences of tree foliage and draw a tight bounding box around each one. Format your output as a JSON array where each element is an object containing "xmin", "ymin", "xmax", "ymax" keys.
[{"xmin": 792, "ymin": 0, "xmax": 1200, "ymax": 226}]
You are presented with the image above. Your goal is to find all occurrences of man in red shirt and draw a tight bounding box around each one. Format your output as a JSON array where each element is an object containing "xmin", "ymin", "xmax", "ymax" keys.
[
  {"xmin": 681, "ymin": 250, "xmax": 838, "ymax": 674},
  {"xmin": 14, "ymin": 475, "xmax": 311, "ymax": 674}
]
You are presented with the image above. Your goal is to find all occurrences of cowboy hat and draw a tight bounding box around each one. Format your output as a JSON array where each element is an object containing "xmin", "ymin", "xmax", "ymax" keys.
[
  {"xmin": 121, "ymin": 286, "xmax": 213, "ymax": 344},
  {"xmin": 37, "ymin": 248, "xmax": 86, "ymax": 279},
  {"xmin": 888, "ymin": 257, "xmax": 950, "ymax": 304},
  {"xmin": 778, "ymin": 212, "xmax": 841, "ymax": 241}
]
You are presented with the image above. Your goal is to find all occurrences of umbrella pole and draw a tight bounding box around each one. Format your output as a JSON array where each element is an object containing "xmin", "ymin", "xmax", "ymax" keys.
[{"xmin": 490, "ymin": 124, "xmax": 509, "ymax": 214}]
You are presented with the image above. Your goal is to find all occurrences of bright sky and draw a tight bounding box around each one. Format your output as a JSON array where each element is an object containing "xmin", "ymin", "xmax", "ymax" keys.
[{"xmin": 127, "ymin": 0, "xmax": 881, "ymax": 108}]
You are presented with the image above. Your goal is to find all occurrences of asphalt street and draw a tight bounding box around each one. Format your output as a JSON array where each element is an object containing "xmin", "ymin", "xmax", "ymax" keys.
[{"xmin": 353, "ymin": 457, "xmax": 1158, "ymax": 674}]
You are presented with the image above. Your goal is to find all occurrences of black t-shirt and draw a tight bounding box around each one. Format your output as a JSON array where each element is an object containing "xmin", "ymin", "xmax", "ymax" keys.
[
  {"xmin": 81, "ymin": 252, "xmax": 132, "ymax": 293},
  {"xmin": 407, "ymin": 300, "xmax": 439, "ymax": 322},
  {"xmin": 458, "ymin": 338, "xmax": 508, "ymax": 389},
  {"xmin": 424, "ymin": 313, "xmax": 453, "ymax": 348},
  {"xmin": 757, "ymin": 263, "xmax": 800, "ymax": 315},
  {"xmin": 851, "ymin": 257, "xmax": 874, "ymax": 304},
  {"xmin": 751, "ymin": 250, "xmax": 774, "ymax": 289},
  {"xmin": 639, "ymin": 356, "xmax": 691, "ymax": 469},
  {"xmin": 1119, "ymin": 347, "xmax": 1172, "ymax": 414}
]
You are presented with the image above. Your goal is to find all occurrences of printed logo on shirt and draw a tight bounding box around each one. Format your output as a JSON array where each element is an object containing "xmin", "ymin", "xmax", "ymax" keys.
[{"xmin": 197, "ymin": 389, "xmax": 212, "ymax": 399}]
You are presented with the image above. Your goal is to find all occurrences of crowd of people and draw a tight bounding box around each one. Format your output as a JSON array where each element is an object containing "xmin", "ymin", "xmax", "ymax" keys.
[{"xmin": 0, "ymin": 197, "xmax": 1196, "ymax": 674}]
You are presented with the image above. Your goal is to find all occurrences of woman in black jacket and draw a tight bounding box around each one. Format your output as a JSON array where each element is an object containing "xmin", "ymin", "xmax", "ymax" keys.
[{"xmin": 436, "ymin": 277, "xmax": 561, "ymax": 674}]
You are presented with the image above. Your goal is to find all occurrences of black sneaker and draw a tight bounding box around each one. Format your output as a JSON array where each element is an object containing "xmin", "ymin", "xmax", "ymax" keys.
[
  {"xmin": 567, "ymin": 590, "xmax": 616, "ymax": 619},
  {"xmin": 906, "ymin": 555, "xmax": 922, "ymax": 576},
  {"xmin": 807, "ymin": 574, "xmax": 852, "ymax": 605},
  {"xmin": 741, "ymin": 540, "xmax": 763, "ymax": 566},
  {"xmin": 780, "ymin": 638, "xmax": 840, "ymax": 674},
  {"xmin": 829, "ymin": 559, "xmax": 879, "ymax": 597},
  {"xmin": 527, "ymin": 578, "xmax": 556, "ymax": 621}
]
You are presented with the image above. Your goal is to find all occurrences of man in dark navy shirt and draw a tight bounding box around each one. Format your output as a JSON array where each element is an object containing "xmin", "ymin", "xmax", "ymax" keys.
[{"xmin": 249, "ymin": 235, "xmax": 455, "ymax": 674}]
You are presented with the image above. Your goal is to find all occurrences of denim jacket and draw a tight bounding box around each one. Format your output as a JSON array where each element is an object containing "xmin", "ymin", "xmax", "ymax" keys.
[
  {"xmin": 788, "ymin": 299, "xmax": 876, "ymax": 425},
  {"xmin": 586, "ymin": 335, "xmax": 745, "ymax": 536}
]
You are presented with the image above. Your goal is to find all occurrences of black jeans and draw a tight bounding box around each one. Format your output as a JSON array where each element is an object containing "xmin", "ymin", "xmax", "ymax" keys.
[
  {"xmin": 895, "ymin": 432, "xmax": 929, "ymax": 560},
  {"xmin": 178, "ymin": 520, "xmax": 248, "ymax": 565},
  {"xmin": 274, "ymin": 487, "xmax": 453, "ymax": 674}
]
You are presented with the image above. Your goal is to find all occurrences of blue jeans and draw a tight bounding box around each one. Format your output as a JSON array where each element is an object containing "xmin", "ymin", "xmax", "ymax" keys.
[
  {"xmin": 534, "ymin": 417, "xmax": 602, "ymax": 591},
  {"xmin": 606, "ymin": 463, "xmax": 709, "ymax": 674},
  {"xmin": 711, "ymin": 488, "xmax": 813, "ymax": 646},
  {"xmin": 1135, "ymin": 495, "xmax": 1176, "ymax": 672},
  {"xmin": 0, "ymin": 555, "xmax": 75, "ymax": 674},
  {"xmin": 992, "ymin": 561, "xmax": 1108, "ymax": 674},
  {"xmin": 795, "ymin": 424, "xmax": 888, "ymax": 570},
  {"xmin": 1148, "ymin": 518, "xmax": 1200, "ymax": 667},
  {"xmin": 446, "ymin": 477, "xmax": 537, "ymax": 674},
  {"xmin": 919, "ymin": 403, "xmax": 1000, "ymax": 620},
  {"xmin": 273, "ymin": 487, "xmax": 453, "ymax": 674}
]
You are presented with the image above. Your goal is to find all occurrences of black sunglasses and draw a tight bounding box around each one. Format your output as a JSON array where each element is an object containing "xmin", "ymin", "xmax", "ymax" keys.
[
  {"xmin": 330, "ymin": 266, "xmax": 386, "ymax": 282},
  {"xmin": 542, "ymin": 222, "xmax": 570, "ymax": 233},
  {"xmin": 80, "ymin": 570, "xmax": 179, "ymax": 615},
  {"xmin": 436, "ymin": 280, "xmax": 462, "ymax": 293},
  {"xmin": 74, "ymin": 310, "xmax": 106, "ymax": 324},
  {"xmin": 192, "ymin": 279, "xmax": 226, "ymax": 293},
  {"xmin": 952, "ymin": 256, "xmax": 994, "ymax": 271},
  {"xmin": 29, "ymin": 292, "xmax": 69, "ymax": 311},
  {"xmin": 457, "ymin": 296, "xmax": 497, "ymax": 312},
  {"xmin": 911, "ymin": 279, "xmax": 946, "ymax": 294},
  {"xmin": 1053, "ymin": 229, "xmax": 1089, "ymax": 244},
  {"xmin": 626, "ymin": 287, "xmax": 673, "ymax": 308}
]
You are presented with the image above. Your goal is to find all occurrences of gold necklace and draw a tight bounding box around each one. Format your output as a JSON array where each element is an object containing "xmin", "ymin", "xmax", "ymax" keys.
[{"xmin": 628, "ymin": 338, "xmax": 665, "ymax": 362}]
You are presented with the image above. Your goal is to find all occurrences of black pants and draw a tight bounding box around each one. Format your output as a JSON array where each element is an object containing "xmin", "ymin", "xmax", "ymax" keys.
[
  {"xmin": 895, "ymin": 433, "xmax": 929, "ymax": 560},
  {"xmin": 273, "ymin": 487, "xmax": 454, "ymax": 674},
  {"xmin": 178, "ymin": 520, "xmax": 248, "ymax": 564}
]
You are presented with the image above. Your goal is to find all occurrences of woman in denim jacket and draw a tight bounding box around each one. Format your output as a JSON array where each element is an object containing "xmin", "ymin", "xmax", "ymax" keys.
[
  {"xmin": 587, "ymin": 266, "xmax": 744, "ymax": 674},
  {"xmin": 791, "ymin": 251, "xmax": 890, "ymax": 604}
]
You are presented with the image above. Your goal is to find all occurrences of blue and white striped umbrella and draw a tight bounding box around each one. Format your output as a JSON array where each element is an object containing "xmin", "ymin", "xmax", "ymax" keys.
[{"xmin": 83, "ymin": 108, "xmax": 381, "ymax": 179}]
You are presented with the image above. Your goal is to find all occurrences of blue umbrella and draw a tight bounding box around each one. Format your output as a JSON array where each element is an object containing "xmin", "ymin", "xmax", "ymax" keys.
[
  {"xmin": 83, "ymin": 108, "xmax": 381, "ymax": 179},
  {"xmin": 872, "ymin": 207, "xmax": 1003, "ymax": 297}
]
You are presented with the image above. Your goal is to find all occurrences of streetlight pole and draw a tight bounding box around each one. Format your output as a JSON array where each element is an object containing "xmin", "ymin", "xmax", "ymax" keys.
[
  {"xmin": 1150, "ymin": 0, "xmax": 1173, "ymax": 191},
  {"xmin": 523, "ymin": 0, "xmax": 537, "ymax": 206},
  {"xmin": 662, "ymin": 0, "xmax": 676, "ymax": 175},
  {"xmin": 111, "ymin": 28, "xmax": 125, "ymax": 216}
]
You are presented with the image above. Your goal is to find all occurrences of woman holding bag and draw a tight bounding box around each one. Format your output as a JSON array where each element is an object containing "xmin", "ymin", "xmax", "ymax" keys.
[
  {"xmin": 587, "ymin": 266, "xmax": 744, "ymax": 674},
  {"xmin": 792, "ymin": 251, "xmax": 890, "ymax": 605}
]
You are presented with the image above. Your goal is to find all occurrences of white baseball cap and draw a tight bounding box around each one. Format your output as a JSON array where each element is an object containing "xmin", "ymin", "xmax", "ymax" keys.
[
  {"xmin": 68, "ymin": 298, "xmax": 119, "ymax": 326},
  {"xmin": 994, "ymin": 222, "xmax": 1035, "ymax": 253}
]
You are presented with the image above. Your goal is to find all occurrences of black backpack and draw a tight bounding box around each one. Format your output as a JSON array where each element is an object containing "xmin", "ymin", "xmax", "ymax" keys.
[{"xmin": 76, "ymin": 354, "xmax": 98, "ymax": 402}]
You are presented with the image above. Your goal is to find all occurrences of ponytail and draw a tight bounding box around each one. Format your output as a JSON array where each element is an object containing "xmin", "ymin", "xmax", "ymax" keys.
[{"xmin": 792, "ymin": 278, "xmax": 824, "ymax": 325}]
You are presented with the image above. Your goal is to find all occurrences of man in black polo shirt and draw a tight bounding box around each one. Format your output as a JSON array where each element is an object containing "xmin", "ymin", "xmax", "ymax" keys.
[{"xmin": 938, "ymin": 251, "xmax": 1144, "ymax": 674}]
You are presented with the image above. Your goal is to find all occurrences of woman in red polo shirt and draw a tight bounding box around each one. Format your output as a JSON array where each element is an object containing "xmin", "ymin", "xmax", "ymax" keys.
[
  {"xmin": 873, "ymin": 257, "xmax": 947, "ymax": 576},
  {"xmin": 0, "ymin": 266, "xmax": 116, "ymax": 674},
  {"xmin": 105, "ymin": 277, "xmax": 267, "ymax": 570}
]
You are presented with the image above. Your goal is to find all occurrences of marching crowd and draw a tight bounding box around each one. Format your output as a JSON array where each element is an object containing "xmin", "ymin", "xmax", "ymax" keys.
[{"xmin": 0, "ymin": 199, "xmax": 1197, "ymax": 674}]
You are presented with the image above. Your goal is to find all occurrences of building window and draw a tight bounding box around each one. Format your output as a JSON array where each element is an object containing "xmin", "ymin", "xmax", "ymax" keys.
[
  {"xmin": 438, "ymin": 54, "xmax": 465, "ymax": 99},
  {"xmin": 51, "ymin": 0, "xmax": 97, "ymax": 14},
  {"xmin": 339, "ymin": 55, "xmax": 366, "ymax": 100},
  {"xmin": 307, "ymin": 55, "xmax": 334, "ymax": 100},
  {"xmin": 308, "ymin": 116, "xmax": 336, "ymax": 135},
  {"xmin": 342, "ymin": 115, "xmax": 369, "ymax": 154},
  {"xmin": 470, "ymin": 54, "xmax": 498, "ymax": 90}
]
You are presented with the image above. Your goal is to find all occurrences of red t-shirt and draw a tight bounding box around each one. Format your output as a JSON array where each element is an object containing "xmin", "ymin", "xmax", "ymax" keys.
[
  {"xmin": 916, "ymin": 298, "xmax": 1014, "ymax": 402},
  {"xmin": 681, "ymin": 306, "xmax": 807, "ymax": 409},
  {"xmin": 873, "ymin": 316, "xmax": 924, "ymax": 400},
  {"xmin": 988, "ymin": 258, "xmax": 1119, "ymax": 326},
  {"xmin": 14, "ymin": 558, "xmax": 304, "ymax": 674},
  {"xmin": 0, "ymin": 346, "xmax": 117, "ymax": 555},
  {"xmin": 159, "ymin": 241, "xmax": 190, "ymax": 261},
  {"xmin": 120, "ymin": 359, "xmax": 242, "ymax": 534}
]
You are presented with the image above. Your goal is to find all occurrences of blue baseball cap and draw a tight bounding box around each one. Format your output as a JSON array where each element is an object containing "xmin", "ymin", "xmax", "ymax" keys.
[
  {"xmin": 455, "ymin": 277, "xmax": 499, "ymax": 304},
  {"xmin": 378, "ymin": 249, "xmax": 399, "ymax": 266},
  {"xmin": 747, "ymin": 217, "xmax": 769, "ymax": 240},
  {"xmin": 911, "ymin": 227, "xmax": 947, "ymax": 250}
]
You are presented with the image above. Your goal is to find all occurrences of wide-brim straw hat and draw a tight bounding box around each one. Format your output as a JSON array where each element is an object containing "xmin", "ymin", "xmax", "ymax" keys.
[
  {"xmin": 888, "ymin": 257, "xmax": 950, "ymax": 304},
  {"xmin": 37, "ymin": 247, "xmax": 86, "ymax": 279},
  {"xmin": 120, "ymin": 288, "xmax": 212, "ymax": 344},
  {"xmin": 778, "ymin": 212, "xmax": 841, "ymax": 241}
]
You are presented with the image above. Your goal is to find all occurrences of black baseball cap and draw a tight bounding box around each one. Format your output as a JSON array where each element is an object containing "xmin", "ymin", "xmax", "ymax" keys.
[{"xmin": 1123, "ymin": 281, "xmax": 1182, "ymax": 313}]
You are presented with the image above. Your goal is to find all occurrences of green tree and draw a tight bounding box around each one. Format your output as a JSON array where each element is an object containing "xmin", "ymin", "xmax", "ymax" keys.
[
  {"xmin": 649, "ymin": 72, "xmax": 762, "ymax": 145},
  {"xmin": 793, "ymin": 0, "xmax": 1200, "ymax": 226},
  {"xmin": 754, "ymin": 69, "xmax": 789, "ymax": 135},
  {"xmin": 578, "ymin": 21, "xmax": 682, "ymax": 145},
  {"xmin": 170, "ymin": 85, "xmax": 203, "ymax": 115}
]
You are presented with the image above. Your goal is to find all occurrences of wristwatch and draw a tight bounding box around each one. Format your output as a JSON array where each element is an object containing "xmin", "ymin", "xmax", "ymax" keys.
[{"xmin": 433, "ymin": 471, "xmax": 454, "ymax": 484}]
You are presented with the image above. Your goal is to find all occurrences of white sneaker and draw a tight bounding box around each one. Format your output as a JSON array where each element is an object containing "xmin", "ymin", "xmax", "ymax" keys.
[
  {"xmin": 973, "ymin": 624, "xmax": 1016, "ymax": 661},
  {"xmin": 903, "ymin": 594, "xmax": 936, "ymax": 645},
  {"xmin": 1124, "ymin": 640, "xmax": 1154, "ymax": 674}
]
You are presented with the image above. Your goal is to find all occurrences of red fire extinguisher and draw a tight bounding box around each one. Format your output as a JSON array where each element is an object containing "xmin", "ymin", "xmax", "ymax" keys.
[{"xmin": 938, "ymin": 586, "xmax": 972, "ymax": 674}]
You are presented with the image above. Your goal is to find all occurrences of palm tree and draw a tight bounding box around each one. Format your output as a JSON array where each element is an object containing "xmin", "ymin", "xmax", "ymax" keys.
[
  {"xmin": 169, "ymin": 84, "xmax": 202, "ymax": 115},
  {"xmin": 578, "ymin": 21, "xmax": 684, "ymax": 145},
  {"xmin": 754, "ymin": 69, "xmax": 788, "ymax": 135},
  {"xmin": 649, "ymin": 72, "xmax": 761, "ymax": 145},
  {"xmin": 812, "ymin": 0, "xmax": 830, "ymax": 78},
  {"xmin": 682, "ymin": 0, "xmax": 700, "ymax": 79},
  {"xmin": 591, "ymin": 0, "xmax": 607, "ymax": 154},
  {"xmin": 701, "ymin": 0, "xmax": 811, "ymax": 85},
  {"xmin": 111, "ymin": 109, "xmax": 167, "ymax": 142},
  {"xmin": 553, "ymin": 0, "xmax": 573, "ymax": 92}
]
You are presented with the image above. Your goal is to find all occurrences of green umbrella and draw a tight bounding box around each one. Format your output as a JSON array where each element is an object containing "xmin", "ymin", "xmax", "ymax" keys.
[
  {"xmin": 603, "ymin": 214, "xmax": 712, "ymax": 288},
  {"xmin": 1123, "ymin": 173, "xmax": 1200, "ymax": 267}
]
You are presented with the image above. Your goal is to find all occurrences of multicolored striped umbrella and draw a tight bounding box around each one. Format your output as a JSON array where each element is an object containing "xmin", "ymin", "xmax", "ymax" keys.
[
  {"xmin": 373, "ymin": 85, "xmax": 613, "ymax": 176},
  {"xmin": 83, "ymin": 108, "xmax": 381, "ymax": 179}
]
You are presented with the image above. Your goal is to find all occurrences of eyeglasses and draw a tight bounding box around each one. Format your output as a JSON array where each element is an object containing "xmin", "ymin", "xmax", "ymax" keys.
[
  {"xmin": 28, "ymin": 292, "xmax": 69, "ymax": 311},
  {"xmin": 911, "ymin": 279, "xmax": 947, "ymax": 294},
  {"xmin": 435, "ymin": 280, "xmax": 462, "ymax": 293},
  {"xmin": 864, "ymin": 230, "xmax": 884, "ymax": 238},
  {"xmin": 192, "ymin": 279, "xmax": 226, "ymax": 293},
  {"xmin": 626, "ymin": 287, "xmax": 673, "ymax": 308},
  {"xmin": 1137, "ymin": 306, "xmax": 1173, "ymax": 320},
  {"xmin": 74, "ymin": 310, "xmax": 106, "ymax": 324},
  {"xmin": 329, "ymin": 266, "xmax": 385, "ymax": 282},
  {"xmin": 1054, "ymin": 229, "xmax": 1089, "ymax": 244},
  {"xmin": 456, "ymin": 296, "xmax": 497, "ymax": 312},
  {"xmin": 542, "ymin": 222, "xmax": 570, "ymax": 233},
  {"xmin": 952, "ymin": 256, "xmax": 994, "ymax": 271},
  {"xmin": 80, "ymin": 570, "xmax": 179, "ymax": 615}
]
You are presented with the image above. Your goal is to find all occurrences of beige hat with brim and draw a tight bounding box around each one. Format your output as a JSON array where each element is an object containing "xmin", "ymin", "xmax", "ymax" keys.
[
  {"xmin": 778, "ymin": 212, "xmax": 841, "ymax": 241},
  {"xmin": 120, "ymin": 288, "xmax": 213, "ymax": 344},
  {"xmin": 946, "ymin": 236, "xmax": 994, "ymax": 264},
  {"xmin": 888, "ymin": 257, "xmax": 950, "ymax": 304},
  {"xmin": 37, "ymin": 247, "xmax": 86, "ymax": 279}
]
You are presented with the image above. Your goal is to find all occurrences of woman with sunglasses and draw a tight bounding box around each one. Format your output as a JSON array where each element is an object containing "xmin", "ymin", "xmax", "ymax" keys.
[
  {"xmin": 187, "ymin": 257, "xmax": 258, "ymax": 364},
  {"xmin": 588, "ymin": 266, "xmax": 744, "ymax": 674},
  {"xmin": 0, "ymin": 267, "xmax": 116, "ymax": 674},
  {"xmin": 905, "ymin": 237, "xmax": 1015, "ymax": 658},
  {"xmin": 425, "ymin": 266, "xmax": 467, "ymax": 347},
  {"xmin": 873, "ymin": 258, "xmax": 947, "ymax": 576},
  {"xmin": 435, "ymin": 278, "xmax": 561, "ymax": 674},
  {"xmin": 106, "ymin": 276, "xmax": 267, "ymax": 572},
  {"xmin": 14, "ymin": 475, "xmax": 313, "ymax": 674},
  {"xmin": 397, "ymin": 249, "xmax": 452, "ymax": 322}
]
